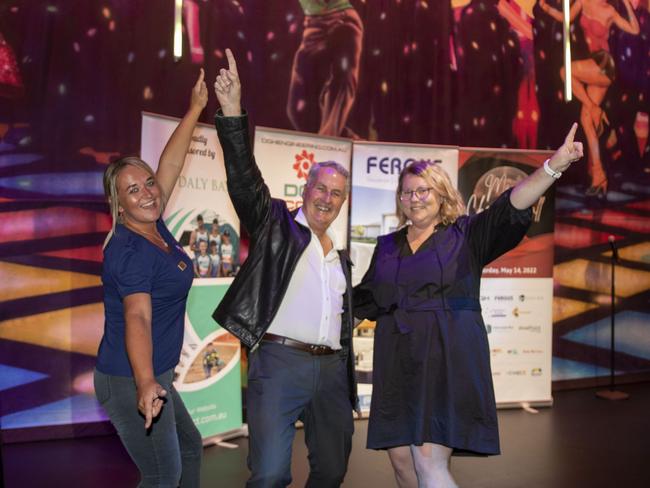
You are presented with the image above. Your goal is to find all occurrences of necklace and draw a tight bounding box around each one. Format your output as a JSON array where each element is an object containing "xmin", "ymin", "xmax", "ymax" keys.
[{"xmin": 125, "ymin": 223, "xmax": 169, "ymax": 248}]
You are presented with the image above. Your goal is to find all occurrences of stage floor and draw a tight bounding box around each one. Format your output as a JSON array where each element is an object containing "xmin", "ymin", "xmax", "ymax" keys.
[{"xmin": 3, "ymin": 382, "xmax": 650, "ymax": 488}]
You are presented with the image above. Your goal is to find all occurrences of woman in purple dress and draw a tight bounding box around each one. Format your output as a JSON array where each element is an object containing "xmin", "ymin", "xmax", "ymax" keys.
[{"xmin": 354, "ymin": 124, "xmax": 584, "ymax": 487}]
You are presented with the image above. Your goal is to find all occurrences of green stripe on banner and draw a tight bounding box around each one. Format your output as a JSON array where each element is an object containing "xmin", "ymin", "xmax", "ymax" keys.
[
  {"xmin": 164, "ymin": 207, "xmax": 183, "ymax": 226},
  {"xmin": 169, "ymin": 209, "xmax": 196, "ymax": 237},
  {"xmin": 186, "ymin": 284, "xmax": 229, "ymax": 340}
]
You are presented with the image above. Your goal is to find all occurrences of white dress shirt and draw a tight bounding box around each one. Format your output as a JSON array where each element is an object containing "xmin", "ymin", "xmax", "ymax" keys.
[{"xmin": 266, "ymin": 209, "xmax": 347, "ymax": 349}]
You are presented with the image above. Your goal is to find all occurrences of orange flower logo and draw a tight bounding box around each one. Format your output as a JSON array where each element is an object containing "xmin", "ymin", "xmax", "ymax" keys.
[{"xmin": 293, "ymin": 150, "xmax": 315, "ymax": 180}]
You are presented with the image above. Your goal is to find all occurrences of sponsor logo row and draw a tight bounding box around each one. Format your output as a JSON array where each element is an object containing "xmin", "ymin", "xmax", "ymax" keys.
[
  {"xmin": 490, "ymin": 347, "xmax": 544, "ymax": 356},
  {"xmin": 483, "ymin": 307, "xmax": 538, "ymax": 318},
  {"xmin": 480, "ymin": 294, "xmax": 545, "ymax": 302},
  {"xmin": 485, "ymin": 324, "xmax": 542, "ymax": 334},
  {"xmin": 492, "ymin": 367, "xmax": 544, "ymax": 377}
]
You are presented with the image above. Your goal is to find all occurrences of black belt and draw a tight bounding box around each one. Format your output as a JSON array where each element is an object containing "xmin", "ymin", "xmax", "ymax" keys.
[{"xmin": 262, "ymin": 333, "xmax": 337, "ymax": 356}]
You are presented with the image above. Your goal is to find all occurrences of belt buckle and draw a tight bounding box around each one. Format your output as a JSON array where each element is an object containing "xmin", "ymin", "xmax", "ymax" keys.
[{"xmin": 309, "ymin": 344, "xmax": 325, "ymax": 355}]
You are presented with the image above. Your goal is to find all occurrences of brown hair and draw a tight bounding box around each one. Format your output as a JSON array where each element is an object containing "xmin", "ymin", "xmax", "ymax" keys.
[{"xmin": 396, "ymin": 160, "xmax": 466, "ymax": 226}]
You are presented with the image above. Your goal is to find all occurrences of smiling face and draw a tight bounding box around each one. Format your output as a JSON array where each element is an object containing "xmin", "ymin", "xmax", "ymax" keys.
[
  {"xmin": 198, "ymin": 240, "xmax": 208, "ymax": 255},
  {"xmin": 398, "ymin": 173, "xmax": 442, "ymax": 229},
  {"xmin": 301, "ymin": 166, "xmax": 348, "ymax": 236},
  {"xmin": 116, "ymin": 164, "xmax": 162, "ymax": 227}
]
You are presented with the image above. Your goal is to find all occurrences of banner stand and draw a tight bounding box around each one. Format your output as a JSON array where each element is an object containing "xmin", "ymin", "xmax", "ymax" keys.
[{"xmin": 203, "ymin": 424, "xmax": 249, "ymax": 449}]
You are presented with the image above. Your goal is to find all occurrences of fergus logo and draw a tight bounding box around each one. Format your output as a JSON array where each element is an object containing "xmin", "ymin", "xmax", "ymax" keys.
[
  {"xmin": 366, "ymin": 156, "xmax": 441, "ymax": 175},
  {"xmin": 293, "ymin": 150, "xmax": 315, "ymax": 180}
]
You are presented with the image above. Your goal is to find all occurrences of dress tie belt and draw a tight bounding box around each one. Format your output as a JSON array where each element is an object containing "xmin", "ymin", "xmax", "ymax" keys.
[
  {"xmin": 392, "ymin": 297, "xmax": 481, "ymax": 334},
  {"xmin": 262, "ymin": 333, "xmax": 337, "ymax": 356}
]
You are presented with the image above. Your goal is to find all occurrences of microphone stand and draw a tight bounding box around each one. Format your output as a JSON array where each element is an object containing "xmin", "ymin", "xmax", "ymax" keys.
[{"xmin": 596, "ymin": 237, "xmax": 629, "ymax": 400}]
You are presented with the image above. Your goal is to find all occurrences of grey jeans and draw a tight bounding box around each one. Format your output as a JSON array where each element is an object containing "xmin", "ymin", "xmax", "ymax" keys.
[{"xmin": 94, "ymin": 368, "xmax": 202, "ymax": 487}]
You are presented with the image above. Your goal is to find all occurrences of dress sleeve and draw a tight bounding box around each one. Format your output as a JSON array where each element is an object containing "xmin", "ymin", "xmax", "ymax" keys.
[
  {"xmin": 108, "ymin": 244, "xmax": 155, "ymax": 299},
  {"xmin": 466, "ymin": 187, "xmax": 532, "ymax": 267},
  {"xmin": 353, "ymin": 244, "xmax": 382, "ymax": 321}
]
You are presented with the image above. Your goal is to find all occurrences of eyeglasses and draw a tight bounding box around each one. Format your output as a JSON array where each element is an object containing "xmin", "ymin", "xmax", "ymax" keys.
[{"xmin": 399, "ymin": 187, "xmax": 435, "ymax": 201}]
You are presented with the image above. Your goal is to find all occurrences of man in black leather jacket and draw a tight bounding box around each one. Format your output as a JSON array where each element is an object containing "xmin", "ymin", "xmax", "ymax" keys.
[{"xmin": 212, "ymin": 49, "xmax": 358, "ymax": 488}]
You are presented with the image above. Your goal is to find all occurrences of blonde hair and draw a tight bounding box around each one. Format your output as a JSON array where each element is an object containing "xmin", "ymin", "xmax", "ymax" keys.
[
  {"xmin": 102, "ymin": 156, "xmax": 165, "ymax": 249},
  {"xmin": 396, "ymin": 160, "xmax": 466, "ymax": 226}
]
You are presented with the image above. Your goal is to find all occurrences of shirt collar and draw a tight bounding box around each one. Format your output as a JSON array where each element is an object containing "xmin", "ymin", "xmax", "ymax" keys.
[{"xmin": 295, "ymin": 207, "xmax": 343, "ymax": 251}]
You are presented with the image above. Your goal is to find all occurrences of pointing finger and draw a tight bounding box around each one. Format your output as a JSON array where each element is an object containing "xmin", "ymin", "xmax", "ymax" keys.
[
  {"xmin": 564, "ymin": 122, "xmax": 578, "ymax": 145},
  {"xmin": 194, "ymin": 68, "xmax": 205, "ymax": 90},
  {"xmin": 225, "ymin": 48, "xmax": 238, "ymax": 75}
]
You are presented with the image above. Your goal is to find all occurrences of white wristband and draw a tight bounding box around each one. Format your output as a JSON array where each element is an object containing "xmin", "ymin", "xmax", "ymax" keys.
[{"xmin": 543, "ymin": 159, "xmax": 562, "ymax": 179}]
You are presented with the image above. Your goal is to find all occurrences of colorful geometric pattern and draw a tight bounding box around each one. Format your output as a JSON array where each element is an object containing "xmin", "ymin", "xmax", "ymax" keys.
[
  {"xmin": 0, "ymin": 134, "xmax": 110, "ymax": 438},
  {"xmin": 553, "ymin": 185, "xmax": 650, "ymax": 381}
]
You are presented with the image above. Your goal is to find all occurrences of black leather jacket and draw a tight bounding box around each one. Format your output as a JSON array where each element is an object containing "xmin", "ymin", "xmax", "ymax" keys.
[{"xmin": 211, "ymin": 112, "xmax": 359, "ymax": 411}]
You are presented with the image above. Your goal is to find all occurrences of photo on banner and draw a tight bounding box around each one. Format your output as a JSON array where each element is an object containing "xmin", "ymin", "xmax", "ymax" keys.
[
  {"xmin": 350, "ymin": 141, "xmax": 459, "ymax": 412},
  {"xmin": 141, "ymin": 112, "xmax": 243, "ymax": 438},
  {"xmin": 458, "ymin": 148, "xmax": 554, "ymax": 405}
]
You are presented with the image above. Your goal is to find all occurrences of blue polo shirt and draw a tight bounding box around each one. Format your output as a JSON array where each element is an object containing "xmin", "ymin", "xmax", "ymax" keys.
[{"xmin": 96, "ymin": 220, "xmax": 194, "ymax": 377}]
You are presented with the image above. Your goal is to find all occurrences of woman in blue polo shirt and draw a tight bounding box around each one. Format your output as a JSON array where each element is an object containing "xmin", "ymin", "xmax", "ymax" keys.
[{"xmin": 94, "ymin": 70, "xmax": 207, "ymax": 487}]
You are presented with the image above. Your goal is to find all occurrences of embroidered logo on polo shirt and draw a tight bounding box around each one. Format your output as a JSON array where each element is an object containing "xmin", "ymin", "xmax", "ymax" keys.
[{"xmin": 178, "ymin": 261, "xmax": 187, "ymax": 271}]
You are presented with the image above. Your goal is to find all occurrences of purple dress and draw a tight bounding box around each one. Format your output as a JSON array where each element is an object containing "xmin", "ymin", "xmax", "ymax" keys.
[{"xmin": 354, "ymin": 189, "xmax": 531, "ymax": 455}]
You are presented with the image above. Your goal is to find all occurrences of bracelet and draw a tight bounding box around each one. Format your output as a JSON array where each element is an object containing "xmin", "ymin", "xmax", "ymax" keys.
[{"xmin": 543, "ymin": 159, "xmax": 562, "ymax": 179}]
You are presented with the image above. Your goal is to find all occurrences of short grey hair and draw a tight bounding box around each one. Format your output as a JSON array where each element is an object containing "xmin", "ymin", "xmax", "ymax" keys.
[{"xmin": 305, "ymin": 161, "xmax": 350, "ymax": 195}]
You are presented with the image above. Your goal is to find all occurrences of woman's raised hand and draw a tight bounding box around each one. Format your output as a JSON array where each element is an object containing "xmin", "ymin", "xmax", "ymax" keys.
[
  {"xmin": 549, "ymin": 122, "xmax": 584, "ymax": 173},
  {"xmin": 191, "ymin": 67, "xmax": 208, "ymax": 111}
]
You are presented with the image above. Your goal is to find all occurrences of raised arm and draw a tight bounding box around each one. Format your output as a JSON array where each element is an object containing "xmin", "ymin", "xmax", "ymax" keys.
[
  {"xmin": 510, "ymin": 122, "xmax": 583, "ymax": 209},
  {"xmin": 213, "ymin": 49, "xmax": 272, "ymax": 234},
  {"xmin": 539, "ymin": 0, "xmax": 582, "ymax": 23},
  {"xmin": 612, "ymin": 0, "xmax": 640, "ymax": 35},
  {"xmin": 156, "ymin": 69, "xmax": 208, "ymax": 200},
  {"xmin": 124, "ymin": 293, "xmax": 167, "ymax": 429}
]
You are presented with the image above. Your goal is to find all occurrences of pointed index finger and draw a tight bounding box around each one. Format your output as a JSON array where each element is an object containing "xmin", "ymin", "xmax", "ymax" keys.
[
  {"xmin": 564, "ymin": 122, "xmax": 578, "ymax": 145},
  {"xmin": 194, "ymin": 68, "xmax": 205, "ymax": 89},
  {"xmin": 144, "ymin": 400, "xmax": 153, "ymax": 429},
  {"xmin": 225, "ymin": 48, "xmax": 238, "ymax": 75}
]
